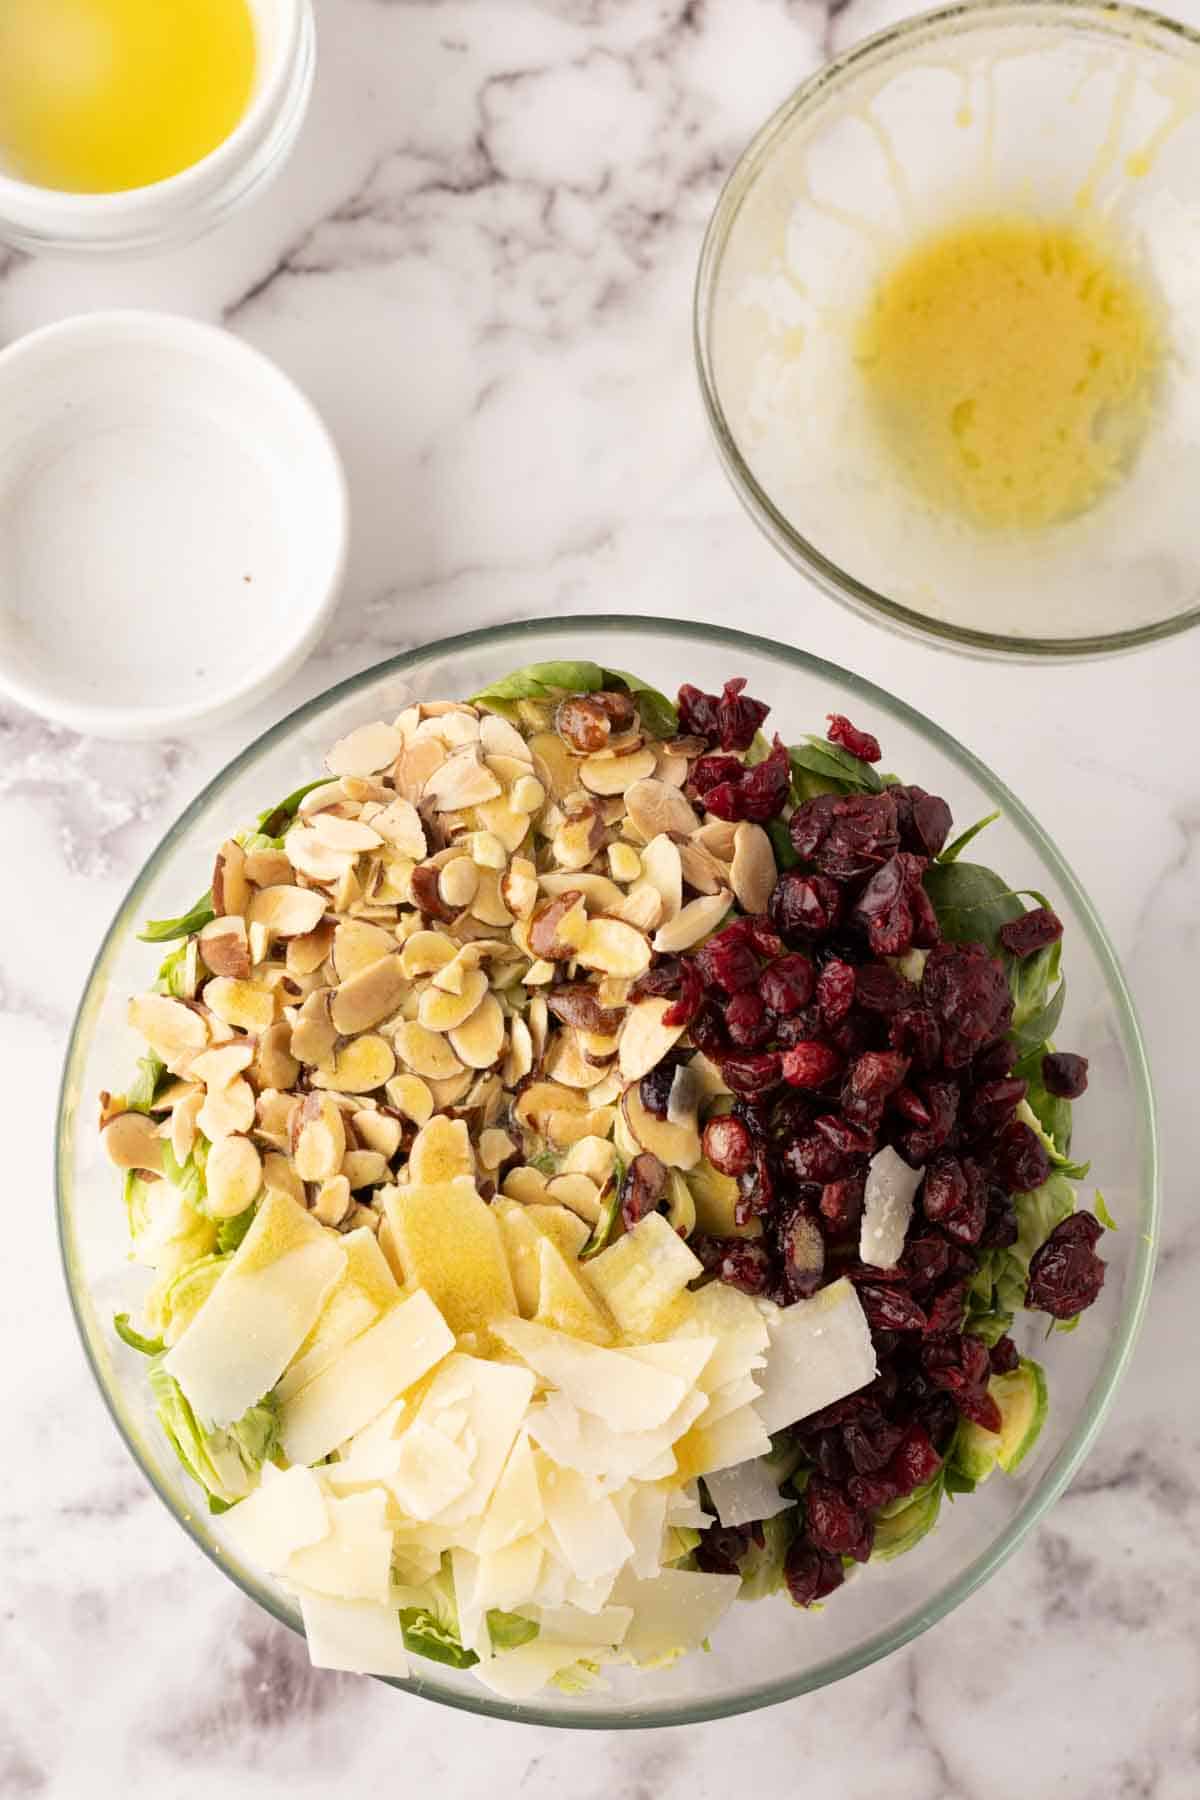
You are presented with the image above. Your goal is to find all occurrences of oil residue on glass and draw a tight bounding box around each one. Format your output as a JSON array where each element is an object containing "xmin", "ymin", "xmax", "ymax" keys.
[
  {"xmin": 0, "ymin": 0, "xmax": 257, "ymax": 194},
  {"xmin": 854, "ymin": 217, "xmax": 1162, "ymax": 530}
]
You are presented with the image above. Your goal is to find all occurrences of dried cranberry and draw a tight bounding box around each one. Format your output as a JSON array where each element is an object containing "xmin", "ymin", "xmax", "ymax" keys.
[
  {"xmin": 820, "ymin": 1174, "xmax": 865, "ymax": 1234},
  {"xmin": 724, "ymin": 991, "xmax": 773, "ymax": 1049},
  {"xmin": 676, "ymin": 683, "xmax": 721, "ymax": 742},
  {"xmin": 690, "ymin": 752, "xmax": 743, "ymax": 798},
  {"xmin": 695, "ymin": 1236, "xmax": 775, "ymax": 1296},
  {"xmin": 843, "ymin": 1414, "xmax": 904, "ymax": 1474},
  {"xmin": 629, "ymin": 959, "xmax": 684, "ymax": 1003},
  {"xmin": 889, "ymin": 1007, "xmax": 942, "ymax": 1071},
  {"xmin": 661, "ymin": 958, "xmax": 705, "ymax": 1029},
  {"xmin": 998, "ymin": 906, "xmax": 1064, "ymax": 959},
  {"xmin": 735, "ymin": 1149, "xmax": 775, "ymax": 1224},
  {"xmin": 805, "ymin": 1477, "xmax": 874, "ymax": 1562},
  {"xmin": 695, "ymin": 928, "xmax": 760, "ymax": 995},
  {"xmin": 812, "ymin": 1431, "xmax": 850, "ymax": 1482},
  {"xmin": 923, "ymin": 1278, "xmax": 969, "ymax": 1336},
  {"xmin": 688, "ymin": 1001, "xmax": 728, "ymax": 1056},
  {"xmin": 921, "ymin": 1153, "xmax": 987, "ymax": 1246},
  {"xmin": 841, "ymin": 1049, "xmax": 910, "ymax": 1129},
  {"xmin": 745, "ymin": 917, "xmax": 785, "ymax": 959},
  {"xmin": 782, "ymin": 1132, "xmax": 852, "ymax": 1184},
  {"xmin": 846, "ymin": 1471, "xmax": 899, "ymax": 1511},
  {"xmin": 698, "ymin": 736, "xmax": 791, "ymax": 823},
  {"xmin": 812, "ymin": 1113, "xmax": 875, "ymax": 1157},
  {"xmin": 989, "ymin": 1335, "xmax": 1021, "ymax": 1375},
  {"xmin": 891, "ymin": 785, "xmax": 953, "ymax": 858},
  {"xmin": 921, "ymin": 941, "xmax": 1013, "ymax": 1069},
  {"xmin": 716, "ymin": 678, "xmax": 771, "ymax": 751},
  {"xmin": 962, "ymin": 1077, "xmax": 1028, "ymax": 1139},
  {"xmin": 853, "ymin": 852, "xmax": 928, "ymax": 957},
  {"xmin": 991, "ymin": 1119, "xmax": 1051, "ymax": 1193},
  {"xmin": 810, "ymin": 793, "xmax": 901, "ymax": 881},
  {"xmin": 765, "ymin": 1091, "xmax": 816, "ymax": 1148},
  {"xmin": 781, "ymin": 1041, "xmax": 843, "ymax": 1090},
  {"xmin": 896, "ymin": 1077, "xmax": 959, "ymax": 1165},
  {"xmin": 826, "ymin": 713, "xmax": 882, "ymax": 763},
  {"xmin": 973, "ymin": 1038, "xmax": 1018, "ymax": 1082},
  {"xmin": 784, "ymin": 1542, "xmax": 845, "ymax": 1608},
  {"xmin": 892, "ymin": 1086, "xmax": 932, "ymax": 1127},
  {"xmin": 858, "ymin": 1283, "xmax": 929, "ymax": 1333},
  {"xmin": 914, "ymin": 1391, "xmax": 959, "ymax": 1453},
  {"xmin": 694, "ymin": 1521, "xmax": 755, "ymax": 1575},
  {"xmin": 720, "ymin": 1050, "xmax": 782, "ymax": 1098},
  {"xmin": 816, "ymin": 958, "xmax": 857, "ymax": 1025},
  {"xmin": 921, "ymin": 1335, "xmax": 998, "ymax": 1431},
  {"xmin": 702, "ymin": 1113, "xmax": 754, "ymax": 1178},
  {"xmin": 620, "ymin": 1152, "xmax": 668, "ymax": 1231},
  {"xmin": 760, "ymin": 954, "xmax": 816, "ymax": 1015},
  {"xmin": 639, "ymin": 1060, "xmax": 680, "ymax": 1120},
  {"xmin": 854, "ymin": 963, "xmax": 915, "ymax": 1014},
  {"xmin": 908, "ymin": 883, "xmax": 943, "ymax": 949},
  {"xmin": 980, "ymin": 1190, "xmax": 1019, "ymax": 1248},
  {"xmin": 769, "ymin": 870, "xmax": 844, "ymax": 940},
  {"xmin": 901, "ymin": 1234, "xmax": 952, "ymax": 1291},
  {"xmin": 1042, "ymin": 1051, "xmax": 1089, "ymax": 1099},
  {"xmin": 1026, "ymin": 1210, "xmax": 1106, "ymax": 1318},
  {"xmin": 778, "ymin": 1206, "xmax": 826, "ymax": 1299},
  {"xmin": 889, "ymin": 1422, "xmax": 942, "ymax": 1496}
]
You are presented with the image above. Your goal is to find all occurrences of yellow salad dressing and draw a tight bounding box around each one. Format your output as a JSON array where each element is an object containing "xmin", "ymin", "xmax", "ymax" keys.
[
  {"xmin": 0, "ymin": 0, "xmax": 257, "ymax": 194},
  {"xmin": 854, "ymin": 217, "xmax": 1161, "ymax": 530}
]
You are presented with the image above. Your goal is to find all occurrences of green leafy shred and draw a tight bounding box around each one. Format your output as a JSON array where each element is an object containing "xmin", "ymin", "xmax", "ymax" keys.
[
  {"xmin": 486, "ymin": 1609, "xmax": 540, "ymax": 1651},
  {"xmin": 153, "ymin": 938, "xmax": 197, "ymax": 998},
  {"xmin": 217, "ymin": 1205, "xmax": 258, "ymax": 1254},
  {"xmin": 788, "ymin": 737, "xmax": 883, "ymax": 797},
  {"xmin": 149, "ymin": 1365, "xmax": 279, "ymax": 1507},
  {"xmin": 398, "ymin": 1609, "xmax": 478, "ymax": 1668},
  {"xmin": 254, "ymin": 777, "xmax": 327, "ymax": 838},
  {"xmin": 470, "ymin": 661, "xmax": 678, "ymax": 738},
  {"xmin": 1094, "ymin": 1191, "xmax": 1118, "ymax": 1232},
  {"xmin": 580, "ymin": 1159, "xmax": 624, "ymax": 1261},
  {"xmin": 922, "ymin": 860, "xmax": 1024, "ymax": 953},
  {"xmin": 737, "ymin": 1510, "xmax": 798, "ymax": 1600},
  {"xmin": 938, "ymin": 810, "xmax": 1002, "ymax": 863},
  {"xmin": 125, "ymin": 1051, "xmax": 167, "ymax": 1113},
  {"xmin": 113, "ymin": 1313, "xmax": 165, "ymax": 1356},
  {"xmin": 162, "ymin": 1136, "xmax": 210, "ymax": 1213},
  {"xmin": 766, "ymin": 816, "xmax": 800, "ymax": 870},
  {"xmin": 139, "ymin": 891, "xmax": 215, "ymax": 944},
  {"xmin": 871, "ymin": 1475, "xmax": 944, "ymax": 1558}
]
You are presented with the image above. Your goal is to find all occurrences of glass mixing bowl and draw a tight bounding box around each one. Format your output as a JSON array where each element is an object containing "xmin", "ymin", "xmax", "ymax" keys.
[
  {"xmin": 696, "ymin": 1, "xmax": 1200, "ymax": 658},
  {"xmin": 57, "ymin": 618, "xmax": 1158, "ymax": 1726}
]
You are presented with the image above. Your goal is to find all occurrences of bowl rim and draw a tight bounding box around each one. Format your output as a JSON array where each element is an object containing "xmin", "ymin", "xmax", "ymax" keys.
[
  {"xmin": 694, "ymin": 0, "xmax": 1200, "ymax": 662},
  {"xmin": 56, "ymin": 614, "xmax": 1160, "ymax": 1727}
]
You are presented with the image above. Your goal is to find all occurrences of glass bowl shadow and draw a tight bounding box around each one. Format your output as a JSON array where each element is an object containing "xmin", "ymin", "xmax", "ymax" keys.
[{"xmin": 58, "ymin": 616, "xmax": 1158, "ymax": 1727}]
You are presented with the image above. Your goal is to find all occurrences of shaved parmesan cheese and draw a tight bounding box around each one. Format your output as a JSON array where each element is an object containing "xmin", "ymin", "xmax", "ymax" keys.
[
  {"xmin": 279, "ymin": 1289, "xmax": 455, "ymax": 1467},
  {"xmin": 615, "ymin": 1483, "xmax": 670, "ymax": 1580},
  {"xmin": 699, "ymin": 1371, "xmax": 762, "ymax": 1427},
  {"xmin": 614, "ymin": 1567, "xmax": 741, "ymax": 1665},
  {"xmin": 582, "ymin": 1212, "xmax": 703, "ymax": 1339},
  {"xmin": 223, "ymin": 1465, "xmax": 329, "ymax": 1571},
  {"xmin": 451, "ymin": 1547, "xmax": 489, "ymax": 1656},
  {"xmin": 471, "ymin": 1639, "xmax": 612, "ymax": 1701},
  {"xmin": 534, "ymin": 1603, "xmax": 632, "ymax": 1646},
  {"xmin": 534, "ymin": 1235, "xmax": 614, "ymax": 1344},
  {"xmin": 676, "ymin": 1401, "xmax": 771, "ymax": 1478},
  {"xmin": 704, "ymin": 1458, "xmax": 794, "ymax": 1530},
  {"xmin": 276, "ymin": 1228, "xmax": 398, "ymax": 1404},
  {"xmin": 625, "ymin": 1337, "xmax": 717, "ymax": 1387},
  {"xmin": 477, "ymin": 1431, "xmax": 543, "ymax": 1553},
  {"xmin": 473, "ymin": 1537, "xmax": 545, "ymax": 1615},
  {"xmin": 492, "ymin": 1318, "xmax": 688, "ymax": 1433},
  {"xmin": 754, "ymin": 1279, "xmax": 877, "ymax": 1434},
  {"xmin": 540, "ymin": 1465, "xmax": 634, "ymax": 1583},
  {"xmin": 525, "ymin": 1386, "xmax": 708, "ymax": 1488},
  {"xmin": 286, "ymin": 1491, "xmax": 393, "ymax": 1604},
  {"xmin": 299, "ymin": 1590, "xmax": 411, "ymax": 1680},
  {"xmin": 388, "ymin": 1420, "xmax": 475, "ymax": 1519},
  {"xmin": 413, "ymin": 1354, "xmax": 535, "ymax": 1525},
  {"xmin": 668, "ymin": 1281, "xmax": 770, "ymax": 1389},
  {"xmin": 165, "ymin": 1221, "xmax": 345, "ymax": 1427},
  {"xmin": 860, "ymin": 1145, "xmax": 923, "ymax": 1269}
]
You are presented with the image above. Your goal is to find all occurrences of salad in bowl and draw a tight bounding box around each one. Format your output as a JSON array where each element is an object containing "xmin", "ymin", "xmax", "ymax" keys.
[{"xmin": 95, "ymin": 656, "xmax": 1111, "ymax": 1700}]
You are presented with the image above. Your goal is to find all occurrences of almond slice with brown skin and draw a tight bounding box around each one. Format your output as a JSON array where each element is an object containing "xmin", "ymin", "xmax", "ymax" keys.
[
  {"xmin": 197, "ymin": 1075, "xmax": 255, "ymax": 1142},
  {"xmin": 529, "ymin": 892, "xmax": 589, "ymax": 961},
  {"xmin": 252, "ymin": 1021, "xmax": 300, "ymax": 1092},
  {"xmin": 574, "ymin": 916, "xmax": 652, "ymax": 978},
  {"xmin": 244, "ymin": 846, "xmax": 294, "ymax": 888},
  {"xmin": 625, "ymin": 778, "xmax": 700, "ymax": 840},
  {"xmin": 652, "ymin": 890, "xmax": 732, "ymax": 955},
  {"xmin": 128, "ymin": 993, "xmax": 209, "ymax": 1066},
  {"xmin": 392, "ymin": 1022, "xmax": 464, "ymax": 1082},
  {"xmin": 623, "ymin": 1081, "xmax": 701, "ymax": 1170},
  {"xmin": 731, "ymin": 821, "xmax": 777, "ymax": 915},
  {"xmin": 247, "ymin": 884, "xmax": 327, "ymax": 939},
  {"xmin": 678, "ymin": 838, "xmax": 730, "ymax": 897},
  {"xmin": 371, "ymin": 797, "xmax": 427, "ymax": 860},
  {"xmin": 101, "ymin": 1111, "xmax": 166, "ymax": 1174},
  {"xmin": 618, "ymin": 997, "xmax": 687, "ymax": 1081},
  {"xmin": 198, "ymin": 915, "xmax": 251, "ymax": 979},
  {"xmin": 417, "ymin": 967, "xmax": 489, "ymax": 1033},
  {"xmin": 400, "ymin": 931, "xmax": 458, "ymax": 979},
  {"xmin": 212, "ymin": 839, "xmax": 249, "ymax": 919},
  {"xmin": 292, "ymin": 1093, "xmax": 347, "ymax": 1181},
  {"xmin": 538, "ymin": 871, "xmax": 624, "ymax": 911},
  {"xmin": 311, "ymin": 1033, "xmax": 396, "ymax": 1093},
  {"xmin": 448, "ymin": 992, "xmax": 505, "ymax": 1069},
  {"xmin": 330, "ymin": 954, "xmax": 406, "ymax": 1035},
  {"xmin": 203, "ymin": 977, "xmax": 278, "ymax": 1033},
  {"xmin": 287, "ymin": 918, "xmax": 336, "ymax": 978}
]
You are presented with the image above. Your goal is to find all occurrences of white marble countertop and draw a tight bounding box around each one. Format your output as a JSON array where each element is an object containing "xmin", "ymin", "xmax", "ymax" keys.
[{"xmin": 3, "ymin": 1, "xmax": 1196, "ymax": 1795}]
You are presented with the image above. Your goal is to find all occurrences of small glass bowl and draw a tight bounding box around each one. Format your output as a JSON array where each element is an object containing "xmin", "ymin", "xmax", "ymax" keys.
[
  {"xmin": 0, "ymin": 0, "xmax": 314, "ymax": 256},
  {"xmin": 57, "ymin": 618, "xmax": 1158, "ymax": 1727},
  {"xmin": 696, "ymin": 1, "xmax": 1200, "ymax": 657}
]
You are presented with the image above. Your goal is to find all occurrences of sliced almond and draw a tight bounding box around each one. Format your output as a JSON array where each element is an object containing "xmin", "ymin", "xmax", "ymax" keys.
[
  {"xmin": 514, "ymin": 1079, "xmax": 585, "ymax": 1139},
  {"xmin": 544, "ymin": 1030, "xmax": 603, "ymax": 1090},
  {"xmin": 610, "ymin": 883, "xmax": 663, "ymax": 932},
  {"xmin": 330, "ymin": 954, "xmax": 405, "ymax": 1035},
  {"xmin": 652, "ymin": 890, "xmax": 732, "ymax": 955},
  {"xmin": 384, "ymin": 1071, "xmax": 436, "ymax": 1125},
  {"xmin": 545, "ymin": 1172, "xmax": 602, "ymax": 1225},
  {"xmin": 370, "ymin": 797, "xmax": 427, "ymax": 860},
  {"xmin": 205, "ymin": 1134, "xmax": 263, "ymax": 1219},
  {"xmin": 470, "ymin": 867, "xmax": 514, "ymax": 928},
  {"xmin": 551, "ymin": 807, "xmax": 605, "ymax": 871},
  {"xmin": 423, "ymin": 748, "xmax": 502, "ymax": 812},
  {"xmin": 522, "ymin": 958, "xmax": 555, "ymax": 986},
  {"xmin": 408, "ymin": 1114, "xmax": 475, "ymax": 1185},
  {"xmin": 393, "ymin": 737, "xmax": 447, "ymax": 804},
  {"xmin": 400, "ymin": 930, "xmax": 458, "ymax": 979},
  {"xmin": 618, "ymin": 996, "xmax": 687, "ymax": 1081},
  {"xmin": 262, "ymin": 1151, "xmax": 306, "ymax": 1207},
  {"xmin": 287, "ymin": 918, "xmax": 336, "ymax": 978},
  {"xmin": 311, "ymin": 1033, "xmax": 396, "ymax": 1093},
  {"xmin": 417, "ymin": 967, "xmax": 488, "ymax": 1033},
  {"xmin": 393, "ymin": 1021, "xmax": 465, "ymax": 1081},
  {"xmin": 502, "ymin": 1167, "xmax": 549, "ymax": 1204},
  {"xmin": 467, "ymin": 830, "xmax": 507, "ymax": 871},
  {"xmin": 128, "ymin": 993, "xmax": 209, "ymax": 1067},
  {"xmin": 197, "ymin": 1075, "xmax": 255, "ymax": 1142},
  {"xmin": 575, "ymin": 916, "xmax": 652, "ymax": 978},
  {"xmin": 579, "ymin": 744, "xmax": 657, "ymax": 795},
  {"xmin": 203, "ymin": 977, "xmax": 278, "ymax": 1034},
  {"xmin": 548, "ymin": 1104, "xmax": 615, "ymax": 1148},
  {"xmin": 312, "ymin": 1174, "xmax": 353, "ymax": 1227},
  {"xmin": 561, "ymin": 1135, "xmax": 617, "ymax": 1186},
  {"xmin": 426, "ymin": 1069, "xmax": 474, "ymax": 1109},
  {"xmin": 243, "ymin": 846, "xmax": 294, "ymax": 888},
  {"xmin": 330, "ymin": 862, "xmax": 364, "ymax": 916},
  {"xmin": 253, "ymin": 1088, "xmax": 294, "ymax": 1152},
  {"xmin": 527, "ymin": 993, "xmax": 550, "ymax": 1067},
  {"xmin": 331, "ymin": 918, "xmax": 396, "ymax": 983},
  {"xmin": 439, "ymin": 856, "xmax": 479, "ymax": 910},
  {"xmin": 510, "ymin": 773, "xmax": 547, "ymax": 816},
  {"xmin": 538, "ymin": 871, "xmax": 623, "ymax": 911},
  {"xmin": 171, "ymin": 1087, "xmax": 204, "ymax": 1164},
  {"xmin": 529, "ymin": 892, "xmax": 589, "ymax": 961},
  {"xmin": 693, "ymin": 817, "xmax": 740, "ymax": 859},
  {"xmin": 248, "ymin": 920, "xmax": 271, "ymax": 966},
  {"xmin": 284, "ymin": 828, "xmax": 355, "ymax": 885},
  {"xmin": 310, "ymin": 812, "xmax": 383, "ymax": 854},
  {"xmin": 623, "ymin": 1081, "xmax": 701, "ymax": 1170},
  {"xmin": 731, "ymin": 821, "xmax": 777, "ymax": 915},
  {"xmin": 290, "ymin": 989, "xmax": 337, "ymax": 1067},
  {"xmin": 479, "ymin": 713, "xmax": 534, "ymax": 762},
  {"xmin": 343, "ymin": 1149, "xmax": 389, "ymax": 1191},
  {"xmin": 101, "ymin": 1111, "xmax": 166, "ymax": 1174},
  {"xmin": 246, "ymin": 884, "xmax": 327, "ymax": 940},
  {"xmin": 353, "ymin": 1109, "xmax": 403, "ymax": 1159},
  {"xmin": 326, "ymin": 720, "xmax": 404, "ymax": 778},
  {"xmin": 678, "ymin": 839, "xmax": 730, "ymax": 897},
  {"xmin": 475, "ymin": 794, "xmax": 531, "ymax": 856},
  {"xmin": 212, "ymin": 839, "xmax": 249, "ymax": 919},
  {"xmin": 298, "ymin": 779, "xmax": 349, "ymax": 817},
  {"xmin": 292, "ymin": 1093, "xmax": 348, "ymax": 1181},
  {"xmin": 654, "ymin": 748, "xmax": 690, "ymax": 788},
  {"xmin": 187, "ymin": 1040, "xmax": 255, "ymax": 1089},
  {"xmin": 252, "ymin": 1020, "xmax": 301, "ymax": 1092},
  {"xmin": 638, "ymin": 834, "xmax": 684, "ymax": 923},
  {"xmin": 625, "ymin": 778, "xmax": 699, "ymax": 840},
  {"xmin": 527, "ymin": 730, "xmax": 582, "ymax": 803},
  {"xmin": 607, "ymin": 842, "xmax": 642, "ymax": 884},
  {"xmin": 478, "ymin": 1127, "xmax": 517, "ymax": 1170},
  {"xmin": 503, "ymin": 1015, "xmax": 533, "ymax": 1086},
  {"xmin": 198, "ymin": 915, "xmax": 251, "ymax": 980},
  {"xmin": 448, "ymin": 992, "xmax": 505, "ymax": 1069}
]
